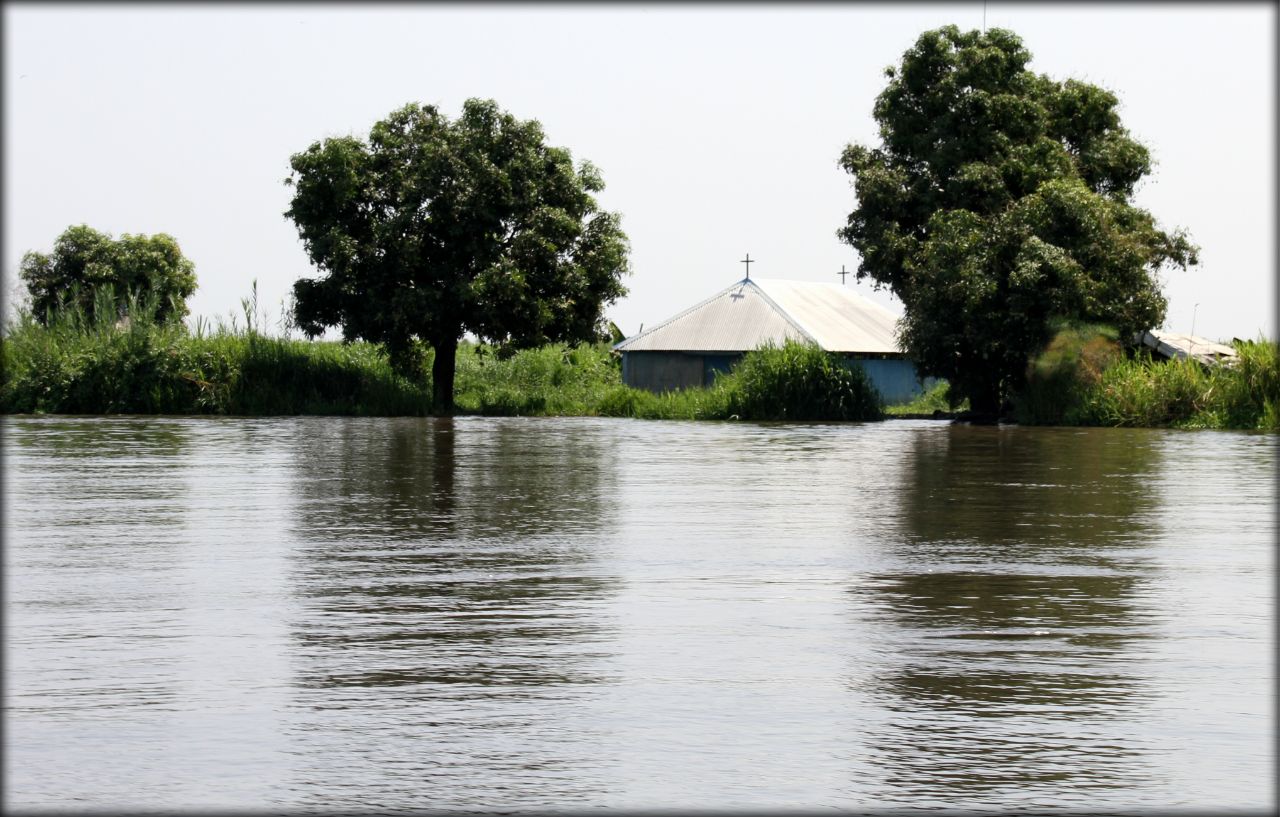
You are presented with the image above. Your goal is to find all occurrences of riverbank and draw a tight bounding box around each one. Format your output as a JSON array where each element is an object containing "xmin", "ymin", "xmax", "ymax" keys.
[
  {"xmin": 2, "ymin": 307, "xmax": 1274, "ymax": 429},
  {"xmin": 0, "ymin": 307, "xmax": 883, "ymax": 421},
  {"xmin": 1014, "ymin": 324, "xmax": 1279, "ymax": 431}
]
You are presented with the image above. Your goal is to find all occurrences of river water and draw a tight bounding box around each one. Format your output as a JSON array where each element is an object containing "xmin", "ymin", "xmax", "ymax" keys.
[{"xmin": 3, "ymin": 416, "xmax": 1273, "ymax": 812}]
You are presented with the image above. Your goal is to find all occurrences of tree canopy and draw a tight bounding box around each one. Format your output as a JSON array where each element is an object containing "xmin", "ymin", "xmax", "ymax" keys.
[
  {"xmin": 838, "ymin": 26, "xmax": 1197, "ymax": 416},
  {"xmin": 285, "ymin": 98, "xmax": 630, "ymax": 413},
  {"xmin": 19, "ymin": 225, "xmax": 198, "ymax": 325}
]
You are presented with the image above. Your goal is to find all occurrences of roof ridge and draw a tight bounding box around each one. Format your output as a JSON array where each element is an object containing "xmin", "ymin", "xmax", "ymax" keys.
[
  {"xmin": 754, "ymin": 277, "xmax": 900, "ymax": 319},
  {"xmin": 614, "ymin": 276, "xmax": 901, "ymax": 354},
  {"xmin": 743, "ymin": 279, "xmax": 819, "ymax": 345},
  {"xmin": 615, "ymin": 277, "xmax": 799, "ymax": 350}
]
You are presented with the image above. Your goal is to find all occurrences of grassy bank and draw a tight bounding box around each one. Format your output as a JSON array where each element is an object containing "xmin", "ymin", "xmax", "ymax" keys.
[
  {"xmin": 1, "ymin": 304, "xmax": 883, "ymax": 421},
  {"xmin": 1016, "ymin": 324, "xmax": 1279, "ymax": 430},
  {"xmin": 1080, "ymin": 342, "xmax": 1279, "ymax": 430},
  {"xmin": 584, "ymin": 340, "xmax": 884, "ymax": 421},
  {"xmin": 12, "ymin": 301, "xmax": 1268, "ymax": 429},
  {"xmin": 1, "ymin": 304, "xmax": 432, "ymax": 415},
  {"xmin": 883, "ymin": 380, "xmax": 969, "ymax": 417}
]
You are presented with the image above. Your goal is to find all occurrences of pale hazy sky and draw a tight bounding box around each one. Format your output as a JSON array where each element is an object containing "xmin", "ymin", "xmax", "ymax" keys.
[{"xmin": 4, "ymin": 3, "xmax": 1275, "ymax": 343}]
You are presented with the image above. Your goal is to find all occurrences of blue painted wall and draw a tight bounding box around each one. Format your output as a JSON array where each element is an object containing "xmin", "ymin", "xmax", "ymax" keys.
[
  {"xmin": 623, "ymin": 351, "xmax": 932, "ymax": 404},
  {"xmin": 702, "ymin": 354, "xmax": 738, "ymax": 385},
  {"xmin": 843, "ymin": 357, "xmax": 932, "ymax": 405}
]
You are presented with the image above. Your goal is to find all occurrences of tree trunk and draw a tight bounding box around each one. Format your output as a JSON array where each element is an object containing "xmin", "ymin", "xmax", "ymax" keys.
[
  {"xmin": 969, "ymin": 378, "xmax": 1003, "ymax": 421},
  {"xmin": 431, "ymin": 334, "xmax": 459, "ymax": 415}
]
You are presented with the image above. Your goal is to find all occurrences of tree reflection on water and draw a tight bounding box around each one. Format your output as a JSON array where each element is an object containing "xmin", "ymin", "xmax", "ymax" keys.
[
  {"xmin": 285, "ymin": 417, "xmax": 622, "ymax": 690},
  {"xmin": 280, "ymin": 417, "xmax": 623, "ymax": 808},
  {"xmin": 847, "ymin": 425, "xmax": 1167, "ymax": 806}
]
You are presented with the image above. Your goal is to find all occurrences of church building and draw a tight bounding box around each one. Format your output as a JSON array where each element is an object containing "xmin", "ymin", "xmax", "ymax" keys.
[{"xmin": 613, "ymin": 276, "xmax": 929, "ymax": 404}]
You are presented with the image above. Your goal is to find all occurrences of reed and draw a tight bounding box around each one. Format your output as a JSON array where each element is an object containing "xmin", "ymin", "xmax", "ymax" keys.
[
  {"xmin": 716, "ymin": 341, "xmax": 884, "ymax": 421},
  {"xmin": 1081, "ymin": 339, "xmax": 1279, "ymax": 430},
  {"xmin": 588, "ymin": 342, "xmax": 884, "ymax": 421},
  {"xmin": 883, "ymin": 379, "xmax": 968, "ymax": 416},
  {"xmin": 1015, "ymin": 321, "xmax": 1124, "ymax": 425},
  {"xmin": 3, "ymin": 305, "xmax": 888, "ymax": 423},
  {"xmin": 453, "ymin": 341, "xmax": 623, "ymax": 416},
  {"xmin": 1, "ymin": 296, "xmax": 431, "ymax": 415},
  {"xmin": 1016, "ymin": 322, "xmax": 1279, "ymax": 430},
  {"xmin": 592, "ymin": 380, "xmax": 734, "ymax": 420}
]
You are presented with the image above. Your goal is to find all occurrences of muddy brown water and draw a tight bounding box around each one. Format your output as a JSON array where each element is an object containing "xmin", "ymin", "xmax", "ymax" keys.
[{"xmin": 4, "ymin": 416, "xmax": 1273, "ymax": 811}]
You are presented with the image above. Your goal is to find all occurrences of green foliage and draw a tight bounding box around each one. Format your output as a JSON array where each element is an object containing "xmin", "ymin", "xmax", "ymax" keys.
[
  {"xmin": 1078, "ymin": 339, "xmax": 1280, "ymax": 430},
  {"xmin": 587, "ymin": 344, "xmax": 884, "ymax": 422},
  {"xmin": 3, "ymin": 315, "xmax": 887, "ymax": 424},
  {"xmin": 884, "ymin": 379, "xmax": 969, "ymax": 415},
  {"xmin": 717, "ymin": 342, "xmax": 884, "ymax": 421},
  {"xmin": 453, "ymin": 341, "xmax": 621, "ymax": 416},
  {"xmin": 7, "ymin": 295, "xmax": 1268, "ymax": 430},
  {"xmin": 19, "ymin": 225, "xmax": 198, "ymax": 326},
  {"xmin": 284, "ymin": 98, "xmax": 630, "ymax": 413},
  {"xmin": 594, "ymin": 384, "xmax": 668, "ymax": 419},
  {"xmin": 1232, "ymin": 339, "xmax": 1280, "ymax": 430},
  {"xmin": 1, "ymin": 298, "xmax": 430, "ymax": 416},
  {"xmin": 1015, "ymin": 321, "xmax": 1123, "ymax": 425},
  {"xmin": 592, "ymin": 383, "xmax": 731, "ymax": 421},
  {"xmin": 1013, "ymin": 328, "xmax": 1279, "ymax": 430},
  {"xmin": 839, "ymin": 26, "xmax": 1197, "ymax": 415},
  {"xmin": 593, "ymin": 343, "xmax": 884, "ymax": 421}
]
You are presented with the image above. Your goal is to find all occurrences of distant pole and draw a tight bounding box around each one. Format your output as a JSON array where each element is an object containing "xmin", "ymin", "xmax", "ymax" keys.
[
  {"xmin": 983, "ymin": 0, "xmax": 987, "ymax": 33},
  {"xmin": 741, "ymin": 253, "xmax": 754, "ymax": 281},
  {"xmin": 1191, "ymin": 303, "xmax": 1200, "ymax": 346},
  {"xmin": 837, "ymin": 264, "xmax": 850, "ymax": 286}
]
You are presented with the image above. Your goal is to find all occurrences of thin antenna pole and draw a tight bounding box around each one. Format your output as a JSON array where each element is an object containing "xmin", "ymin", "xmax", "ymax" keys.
[
  {"xmin": 983, "ymin": 0, "xmax": 987, "ymax": 33},
  {"xmin": 1189, "ymin": 303, "xmax": 1202, "ymax": 361}
]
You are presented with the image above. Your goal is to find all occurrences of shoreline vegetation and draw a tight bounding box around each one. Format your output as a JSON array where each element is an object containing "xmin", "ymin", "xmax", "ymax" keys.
[{"xmin": 1, "ymin": 300, "xmax": 1276, "ymax": 430}]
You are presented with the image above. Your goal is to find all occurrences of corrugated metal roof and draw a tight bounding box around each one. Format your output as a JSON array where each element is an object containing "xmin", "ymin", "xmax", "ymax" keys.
[
  {"xmin": 1140, "ymin": 330, "xmax": 1238, "ymax": 366},
  {"xmin": 614, "ymin": 277, "xmax": 903, "ymax": 354},
  {"xmin": 754, "ymin": 279, "xmax": 901, "ymax": 353}
]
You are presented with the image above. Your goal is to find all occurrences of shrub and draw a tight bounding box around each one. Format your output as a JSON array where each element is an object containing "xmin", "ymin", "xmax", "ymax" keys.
[
  {"xmin": 595, "ymin": 384, "xmax": 666, "ymax": 418},
  {"xmin": 453, "ymin": 341, "xmax": 621, "ymax": 416},
  {"xmin": 719, "ymin": 341, "xmax": 883, "ymax": 421},
  {"xmin": 884, "ymin": 379, "xmax": 968, "ymax": 415},
  {"xmin": 1016, "ymin": 321, "xmax": 1123, "ymax": 425},
  {"xmin": 1076, "ymin": 336, "xmax": 1278, "ymax": 430},
  {"xmin": 1, "ymin": 297, "xmax": 431, "ymax": 416}
]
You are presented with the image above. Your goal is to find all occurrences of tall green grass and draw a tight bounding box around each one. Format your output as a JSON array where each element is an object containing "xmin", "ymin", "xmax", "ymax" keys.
[
  {"xmin": 452, "ymin": 339, "xmax": 884, "ymax": 420},
  {"xmin": 1080, "ymin": 340, "xmax": 1279, "ymax": 430},
  {"xmin": 588, "ymin": 342, "xmax": 884, "ymax": 422},
  {"xmin": 883, "ymin": 379, "xmax": 969, "ymax": 416},
  {"xmin": 1015, "ymin": 321, "xmax": 1124, "ymax": 425},
  {"xmin": 2, "ymin": 302, "xmax": 885, "ymax": 423},
  {"xmin": 9, "ymin": 295, "xmax": 1269, "ymax": 429},
  {"xmin": 452, "ymin": 341, "xmax": 623, "ymax": 416},
  {"xmin": 719, "ymin": 341, "xmax": 884, "ymax": 421},
  {"xmin": 1, "ymin": 293, "xmax": 430, "ymax": 415},
  {"xmin": 1016, "ymin": 322, "xmax": 1279, "ymax": 430}
]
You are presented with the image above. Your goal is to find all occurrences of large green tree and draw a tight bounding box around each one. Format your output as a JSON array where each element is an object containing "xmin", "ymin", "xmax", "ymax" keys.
[
  {"xmin": 19, "ymin": 225, "xmax": 198, "ymax": 325},
  {"xmin": 285, "ymin": 98, "xmax": 630, "ymax": 413},
  {"xmin": 839, "ymin": 26, "xmax": 1197, "ymax": 416}
]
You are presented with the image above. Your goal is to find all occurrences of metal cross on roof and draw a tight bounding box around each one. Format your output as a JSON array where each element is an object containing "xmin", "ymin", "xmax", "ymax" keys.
[
  {"xmin": 838, "ymin": 264, "xmax": 850, "ymax": 285},
  {"xmin": 741, "ymin": 253, "xmax": 754, "ymax": 281}
]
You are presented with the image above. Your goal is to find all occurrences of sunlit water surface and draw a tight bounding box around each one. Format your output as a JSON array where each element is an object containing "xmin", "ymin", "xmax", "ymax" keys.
[{"xmin": 4, "ymin": 416, "xmax": 1274, "ymax": 811}]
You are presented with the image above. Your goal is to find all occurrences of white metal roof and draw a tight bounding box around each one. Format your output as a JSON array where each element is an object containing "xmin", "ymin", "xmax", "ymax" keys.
[
  {"xmin": 1140, "ymin": 330, "xmax": 1238, "ymax": 366},
  {"xmin": 614, "ymin": 277, "xmax": 903, "ymax": 354}
]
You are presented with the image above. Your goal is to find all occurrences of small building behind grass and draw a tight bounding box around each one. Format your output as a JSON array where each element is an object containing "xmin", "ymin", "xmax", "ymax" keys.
[
  {"xmin": 614, "ymin": 277, "xmax": 929, "ymax": 403},
  {"xmin": 1138, "ymin": 329, "xmax": 1239, "ymax": 367}
]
